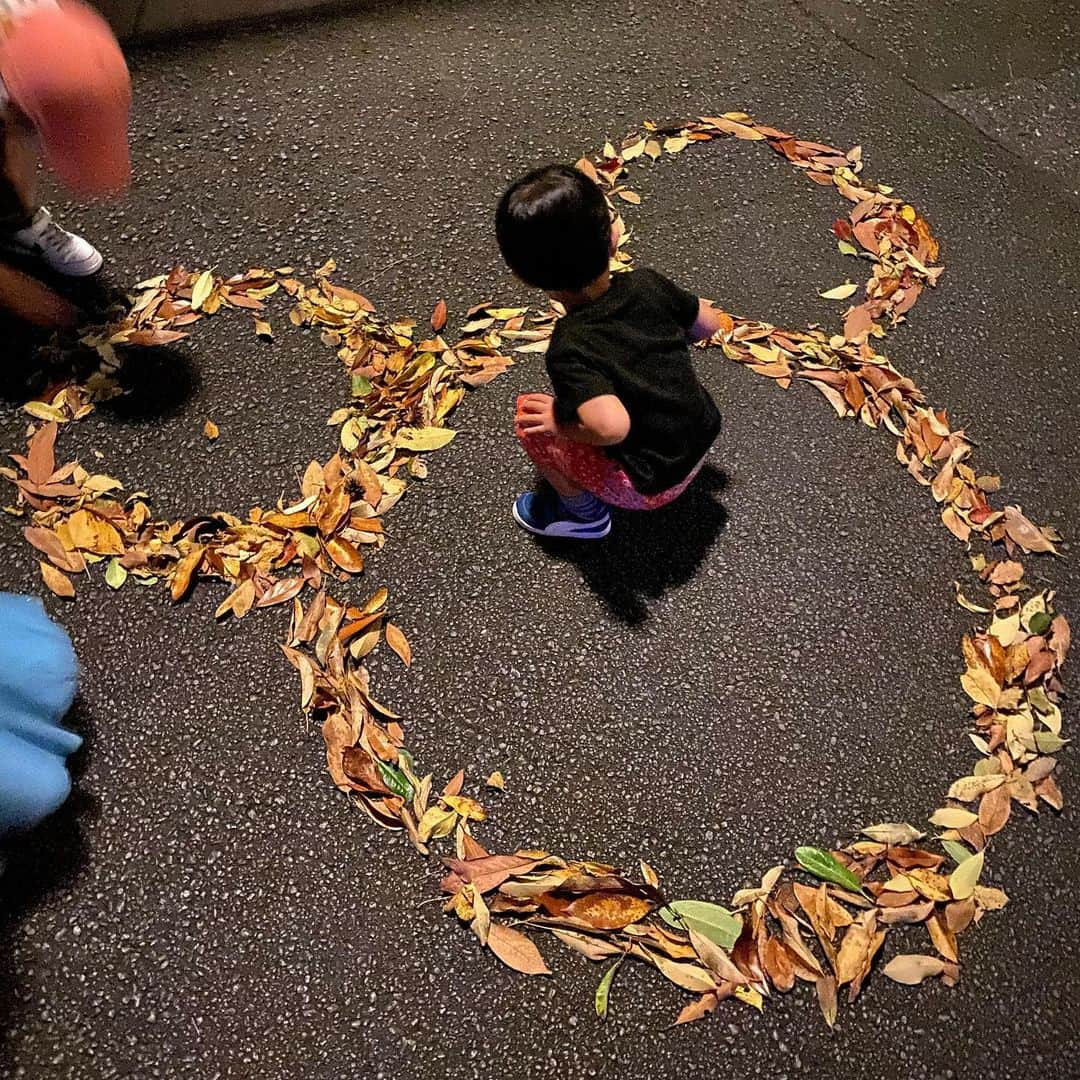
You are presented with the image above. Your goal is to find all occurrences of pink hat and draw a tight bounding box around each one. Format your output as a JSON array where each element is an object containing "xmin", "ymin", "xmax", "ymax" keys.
[{"xmin": 0, "ymin": 0, "xmax": 131, "ymax": 198}]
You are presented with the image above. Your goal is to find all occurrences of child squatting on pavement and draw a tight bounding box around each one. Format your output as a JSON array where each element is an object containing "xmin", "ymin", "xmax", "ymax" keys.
[
  {"xmin": 496, "ymin": 164, "xmax": 729, "ymax": 540},
  {"xmin": 0, "ymin": 0, "xmax": 131, "ymax": 280}
]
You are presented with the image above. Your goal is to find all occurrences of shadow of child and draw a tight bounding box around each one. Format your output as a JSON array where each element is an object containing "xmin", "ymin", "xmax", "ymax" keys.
[{"xmin": 539, "ymin": 463, "xmax": 728, "ymax": 625}]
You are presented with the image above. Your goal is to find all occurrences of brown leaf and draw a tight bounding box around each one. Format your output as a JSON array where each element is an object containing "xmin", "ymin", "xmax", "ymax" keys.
[
  {"xmin": 674, "ymin": 992, "xmax": 719, "ymax": 1026},
  {"xmin": 445, "ymin": 853, "xmax": 544, "ymax": 894},
  {"xmin": 945, "ymin": 898, "xmax": 976, "ymax": 936},
  {"xmin": 550, "ymin": 928, "xmax": 624, "ymax": 961},
  {"xmin": 1003, "ymin": 506, "xmax": 1057, "ymax": 554},
  {"xmin": 926, "ymin": 912, "xmax": 959, "ymax": 962},
  {"xmin": 877, "ymin": 901, "xmax": 935, "ymax": 925},
  {"xmin": 815, "ymin": 974, "xmax": 838, "ymax": 1028},
  {"xmin": 486, "ymin": 923, "xmax": 550, "ymax": 975},
  {"xmin": 385, "ymin": 622, "xmax": 412, "ymax": 666},
  {"xmin": 256, "ymin": 576, "xmax": 305, "ymax": 609},
  {"xmin": 25, "ymin": 422, "xmax": 57, "ymax": 484},
  {"xmin": 431, "ymin": 299, "xmax": 447, "ymax": 332},
  {"xmin": 977, "ymin": 781, "xmax": 1012, "ymax": 836},
  {"xmin": 761, "ymin": 936, "xmax": 797, "ymax": 992},
  {"xmin": 39, "ymin": 560, "xmax": 74, "ymax": 598},
  {"xmin": 1035, "ymin": 775, "xmax": 1064, "ymax": 811},
  {"xmin": 24, "ymin": 526, "xmax": 85, "ymax": 573}
]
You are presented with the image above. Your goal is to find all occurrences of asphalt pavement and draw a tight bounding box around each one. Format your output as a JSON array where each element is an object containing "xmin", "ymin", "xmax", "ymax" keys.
[{"xmin": 1, "ymin": 1, "xmax": 1078, "ymax": 1077}]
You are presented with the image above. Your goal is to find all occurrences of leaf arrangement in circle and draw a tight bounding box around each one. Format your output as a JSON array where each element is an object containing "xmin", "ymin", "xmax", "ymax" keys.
[{"xmin": 4, "ymin": 110, "xmax": 1068, "ymax": 1030}]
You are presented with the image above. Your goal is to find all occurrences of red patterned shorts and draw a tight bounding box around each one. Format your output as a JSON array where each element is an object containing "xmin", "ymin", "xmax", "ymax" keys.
[{"xmin": 515, "ymin": 394, "xmax": 702, "ymax": 511}]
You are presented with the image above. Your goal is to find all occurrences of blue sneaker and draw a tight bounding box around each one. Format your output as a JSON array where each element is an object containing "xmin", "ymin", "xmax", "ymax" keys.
[{"xmin": 512, "ymin": 489, "xmax": 611, "ymax": 539}]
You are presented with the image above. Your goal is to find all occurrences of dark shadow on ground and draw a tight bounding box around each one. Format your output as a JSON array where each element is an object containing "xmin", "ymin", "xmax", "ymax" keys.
[
  {"xmin": 539, "ymin": 464, "xmax": 728, "ymax": 625},
  {"xmin": 0, "ymin": 258, "xmax": 199, "ymax": 422},
  {"xmin": 0, "ymin": 698, "xmax": 96, "ymax": 1065}
]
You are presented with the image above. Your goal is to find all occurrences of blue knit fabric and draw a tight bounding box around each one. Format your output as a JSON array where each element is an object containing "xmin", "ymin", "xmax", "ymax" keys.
[{"xmin": 0, "ymin": 594, "xmax": 80, "ymax": 833}]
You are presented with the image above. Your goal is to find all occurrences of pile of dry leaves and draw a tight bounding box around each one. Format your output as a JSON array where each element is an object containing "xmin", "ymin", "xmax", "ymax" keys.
[{"xmin": 1, "ymin": 110, "xmax": 1068, "ymax": 1030}]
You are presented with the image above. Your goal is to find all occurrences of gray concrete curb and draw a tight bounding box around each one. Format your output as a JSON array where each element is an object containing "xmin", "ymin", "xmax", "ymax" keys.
[{"xmin": 93, "ymin": 0, "xmax": 347, "ymax": 39}]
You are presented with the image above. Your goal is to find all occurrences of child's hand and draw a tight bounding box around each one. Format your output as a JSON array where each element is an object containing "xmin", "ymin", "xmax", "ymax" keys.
[{"xmin": 514, "ymin": 393, "xmax": 558, "ymax": 437}]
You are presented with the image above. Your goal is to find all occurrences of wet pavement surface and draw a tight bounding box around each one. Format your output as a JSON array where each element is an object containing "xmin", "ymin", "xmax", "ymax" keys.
[{"xmin": 1, "ymin": 1, "xmax": 1078, "ymax": 1077}]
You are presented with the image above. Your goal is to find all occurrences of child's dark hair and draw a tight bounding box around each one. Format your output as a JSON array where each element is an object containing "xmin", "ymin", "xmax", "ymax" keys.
[{"xmin": 496, "ymin": 164, "xmax": 611, "ymax": 291}]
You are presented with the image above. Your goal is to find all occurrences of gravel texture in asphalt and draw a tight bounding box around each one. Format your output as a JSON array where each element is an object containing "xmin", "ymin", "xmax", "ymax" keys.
[{"xmin": 1, "ymin": 2, "xmax": 1078, "ymax": 1077}]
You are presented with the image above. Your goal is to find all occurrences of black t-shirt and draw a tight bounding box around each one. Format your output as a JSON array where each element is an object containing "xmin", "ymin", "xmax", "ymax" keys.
[{"xmin": 546, "ymin": 268, "xmax": 721, "ymax": 495}]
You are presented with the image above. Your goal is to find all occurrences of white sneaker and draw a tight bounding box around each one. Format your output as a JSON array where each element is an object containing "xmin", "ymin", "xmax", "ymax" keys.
[{"xmin": 8, "ymin": 207, "xmax": 103, "ymax": 277}]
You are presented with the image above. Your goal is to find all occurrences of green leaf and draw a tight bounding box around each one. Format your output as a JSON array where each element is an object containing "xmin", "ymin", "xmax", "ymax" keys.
[
  {"xmin": 1028, "ymin": 610, "xmax": 1053, "ymax": 636},
  {"xmin": 657, "ymin": 900, "xmax": 742, "ymax": 951},
  {"xmin": 595, "ymin": 959, "xmax": 620, "ymax": 1019},
  {"xmin": 795, "ymin": 846, "xmax": 866, "ymax": 894},
  {"xmin": 351, "ymin": 374, "xmax": 373, "ymax": 397},
  {"xmin": 1035, "ymin": 731, "xmax": 1068, "ymax": 753},
  {"xmin": 949, "ymin": 848, "xmax": 985, "ymax": 899},
  {"xmin": 376, "ymin": 759, "xmax": 414, "ymax": 799},
  {"xmin": 104, "ymin": 557, "xmax": 127, "ymax": 589},
  {"xmin": 837, "ymin": 239, "xmax": 858, "ymax": 256},
  {"xmin": 941, "ymin": 839, "xmax": 973, "ymax": 866}
]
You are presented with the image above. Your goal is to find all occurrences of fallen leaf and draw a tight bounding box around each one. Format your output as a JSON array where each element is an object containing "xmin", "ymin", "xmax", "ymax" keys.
[
  {"xmin": 486, "ymin": 923, "xmax": 550, "ymax": 975},
  {"xmin": 396, "ymin": 426, "xmax": 456, "ymax": 452},
  {"xmin": 203, "ymin": 419, "xmax": 219, "ymax": 440},
  {"xmin": 385, "ymin": 622, "xmax": 412, "ymax": 666},
  {"xmin": 948, "ymin": 849, "xmax": 985, "ymax": 900},
  {"xmin": 658, "ymin": 900, "xmax": 742, "ymax": 951},
  {"xmin": 39, "ymin": 560, "xmax": 74, "ymax": 598},
  {"xmin": 861, "ymin": 823, "xmax": 925, "ymax": 845},
  {"xmin": 595, "ymin": 959, "xmax": 621, "ymax": 1018},
  {"xmin": 882, "ymin": 954, "xmax": 946, "ymax": 986},
  {"xmin": 820, "ymin": 282, "xmax": 859, "ymax": 300}
]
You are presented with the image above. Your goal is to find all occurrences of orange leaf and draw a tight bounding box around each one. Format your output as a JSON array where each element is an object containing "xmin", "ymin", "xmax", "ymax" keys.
[
  {"xmin": 485, "ymin": 923, "xmax": 551, "ymax": 975},
  {"xmin": 431, "ymin": 298, "xmax": 447, "ymax": 332},
  {"xmin": 39, "ymin": 560, "xmax": 74, "ymax": 598},
  {"xmin": 385, "ymin": 622, "xmax": 412, "ymax": 666}
]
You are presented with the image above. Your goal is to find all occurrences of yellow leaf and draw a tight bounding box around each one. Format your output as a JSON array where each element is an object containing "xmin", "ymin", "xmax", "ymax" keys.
[
  {"xmin": 443, "ymin": 794, "xmax": 486, "ymax": 821},
  {"xmin": 24, "ymin": 401, "xmax": 68, "ymax": 422},
  {"xmin": 486, "ymin": 771, "xmax": 506, "ymax": 790},
  {"xmin": 395, "ymin": 426, "xmax": 457, "ymax": 452},
  {"xmin": 616, "ymin": 189, "xmax": 641, "ymax": 204},
  {"xmin": 203, "ymin": 419, "xmax": 219, "ymax": 440},
  {"xmin": 734, "ymin": 985, "xmax": 764, "ymax": 1012},
  {"xmin": 820, "ymin": 282, "xmax": 859, "ymax": 300},
  {"xmin": 960, "ymin": 666, "xmax": 1002, "ymax": 708},
  {"xmin": 663, "ymin": 135, "xmax": 689, "ymax": 154},
  {"xmin": 928, "ymin": 807, "xmax": 978, "ymax": 829},
  {"xmin": 949, "ymin": 849, "xmax": 985, "ymax": 900},
  {"xmin": 417, "ymin": 805, "xmax": 457, "ymax": 842},
  {"xmin": 254, "ymin": 318, "xmax": 273, "ymax": 339},
  {"xmin": 947, "ymin": 773, "xmax": 1005, "ymax": 802},
  {"xmin": 190, "ymin": 269, "xmax": 215, "ymax": 312}
]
